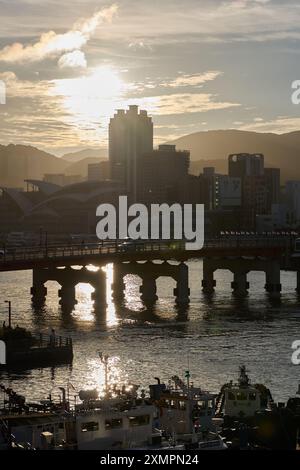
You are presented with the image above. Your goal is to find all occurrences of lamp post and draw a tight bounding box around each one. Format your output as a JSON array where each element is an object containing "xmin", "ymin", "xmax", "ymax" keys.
[{"xmin": 4, "ymin": 300, "xmax": 11, "ymax": 328}]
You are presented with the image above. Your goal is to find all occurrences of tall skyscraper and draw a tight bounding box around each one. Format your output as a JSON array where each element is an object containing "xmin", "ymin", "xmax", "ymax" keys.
[
  {"xmin": 109, "ymin": 105, "xmax": 153, "ymax": 201},
  {"xmin": 228, "ymin": 153, "xmax": 265, "ymax": 229},
  {"xmin": 264, "ymin": 167, "xmax": 280, "ymax": 211},
  {"xmin": 228, "ymin": 153, "xmax": 264, "ymax": 178}
]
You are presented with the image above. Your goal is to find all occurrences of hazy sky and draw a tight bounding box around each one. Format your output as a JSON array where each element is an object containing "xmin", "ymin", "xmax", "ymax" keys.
[{"xmin": 1, "ymin": 0, "xmax": 300, "ymax": 154}]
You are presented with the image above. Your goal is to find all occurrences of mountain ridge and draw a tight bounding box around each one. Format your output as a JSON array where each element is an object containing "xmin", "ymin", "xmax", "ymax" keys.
[{"xmin": 2, "ymin": 129, "xmax": 300, "ymax": 187}]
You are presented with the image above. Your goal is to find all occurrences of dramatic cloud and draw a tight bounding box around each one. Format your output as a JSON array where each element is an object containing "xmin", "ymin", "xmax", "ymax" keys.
[
  {"xmin": 1, "ymin": 0, "xmax": 299, "ymax": 152},
  {"xmin": 0, "ymin": 5, "xmax": 118, "ymax": 63}
]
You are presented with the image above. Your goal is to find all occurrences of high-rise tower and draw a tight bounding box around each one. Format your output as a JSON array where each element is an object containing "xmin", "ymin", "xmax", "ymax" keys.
[{"xmin": 109, "ymin": 105, "xmax": 153, "ymax": 201}]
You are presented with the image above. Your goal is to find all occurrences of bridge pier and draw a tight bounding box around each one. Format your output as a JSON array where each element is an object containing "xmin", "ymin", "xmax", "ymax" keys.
[
  {"xmin": 114, "ymin": 261, "xmax": 190, "ymax": 306},
  {"xmin": 140, "ymin": 276, "xmax": 158, "ymax": 304},
  {"xmin": 231, "ymin": 271, "xmax": 249, "ymax": 297},
  {"xmin": 174, "ymin": 262, "xmax": 190, "ymax": 305},
  {"xmin": 31, "ymin": 283, "xmax": 47, "ymax": 305},
  {"xmin": 31, "ymin": 266, "xmax": 108, "ymax": 309},
  {"xmin": 202, "ymin": 261, "xmax": 216, "ymax": 294},
  {"xmin": 112, "ymin": 264, "xmax": 126, "ymax": 300},
  {"xmin": 91, "ymin": 271, "xmax": 107, "ymax": 307},
  {"xmin": 31, "ymin": 269, "xmax": 47, "ymax": 305},
  {"xmin": 58, "ymin": 283, "xmax": 77, "ymax": 310},
  {"xmin": 296, "ymin": 272, "xmax": 300, "ymax": 295},
  {"xmin": 91, "ymin": 289, "xmax": 107, "ymax": 306},
  {"xmin": 265, "ymin": 262, "xmax": 281, "ymax": 299},
  {"xmin": 112, "ymin": 279, "xmax": 125, "ymax": 300}
]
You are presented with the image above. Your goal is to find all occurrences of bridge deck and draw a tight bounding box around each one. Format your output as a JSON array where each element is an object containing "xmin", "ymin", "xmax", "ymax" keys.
[{"xmin": 0, "ymin": 239, "xmax": 290, "ymax": 272}]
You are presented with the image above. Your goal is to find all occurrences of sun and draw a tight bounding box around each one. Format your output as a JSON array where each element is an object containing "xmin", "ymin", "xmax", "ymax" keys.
[{"xmin": 51, "ymin": 66, "xmax": 130, "ymax": 143}]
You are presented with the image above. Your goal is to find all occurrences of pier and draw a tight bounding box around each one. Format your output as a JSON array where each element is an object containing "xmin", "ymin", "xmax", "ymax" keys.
[{"xmin": 0, "ymin": 328, "xmax": 73, "ymax": 369}]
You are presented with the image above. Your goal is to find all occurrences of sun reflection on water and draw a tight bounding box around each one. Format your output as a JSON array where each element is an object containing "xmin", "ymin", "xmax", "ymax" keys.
[
  {"xmin": 105, "ymin": 263, "xmax": 119, "ymax": 327},
  {"xmin": 85, "ymin": 355, "xmax": 127, "ymax": 397},
  {"xmin": 72, "ymin": 264, "xmax": 119, "ymax": 327},
  {"xmin": 74, "ymin": 283, "xmax": 94, "ymax": 322}
]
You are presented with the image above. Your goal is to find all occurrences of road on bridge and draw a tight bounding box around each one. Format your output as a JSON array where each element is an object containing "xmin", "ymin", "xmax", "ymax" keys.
[{"xmin": 0, "ymin": 238, "xmax": 290, "ymax": 272}]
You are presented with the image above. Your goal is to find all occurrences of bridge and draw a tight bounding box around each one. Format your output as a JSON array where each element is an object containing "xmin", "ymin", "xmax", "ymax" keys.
[{"xmin": 0, "ymin": 238, "xmax": 299, "ymax": 309}]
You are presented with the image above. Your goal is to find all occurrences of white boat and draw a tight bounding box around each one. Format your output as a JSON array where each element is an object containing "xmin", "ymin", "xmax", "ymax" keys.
[
  {"xmin": 216, "ymin": 365, "xmax": 273, "ymax": 420},
  {"xmin": 75, "ymin": 390, "xmax": 161, "ymax": 450},
  {"xmin": 149, "ymin": 374, "xmax": 227, "ymax": 450}
]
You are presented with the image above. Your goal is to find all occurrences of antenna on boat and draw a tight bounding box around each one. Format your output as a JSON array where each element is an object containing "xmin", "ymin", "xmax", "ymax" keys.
[
  {"xmin": 99, "ymin": 352, "xmax": 109, "ymax": 398},
  {"xmin": 185, "ymin": 352, "xmax": 191, "ymax": 393},
  {"xmin": 185, "ymin": 352, "xmax": 195, "ymax": 436}
]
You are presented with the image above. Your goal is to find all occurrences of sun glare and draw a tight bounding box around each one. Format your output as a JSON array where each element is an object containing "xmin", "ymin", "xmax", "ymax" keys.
[{"xmin": 51, "ymin": 66, "xmax": 130, "ymax": 142}]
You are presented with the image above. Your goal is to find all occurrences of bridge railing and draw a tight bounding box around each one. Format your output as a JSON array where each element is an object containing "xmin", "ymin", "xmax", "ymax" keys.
[
  {"xmin": 0, "ymin": 240, "xmax": 178, "ymax": 262},
  {"xmin": 0, "ymin": 237, "xmax": 292, "ymax": 264}
]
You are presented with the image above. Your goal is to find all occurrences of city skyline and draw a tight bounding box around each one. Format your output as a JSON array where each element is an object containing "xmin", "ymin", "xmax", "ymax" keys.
[{"xmin": 1, "ymin": 0, "xmax": 300, "ymax": 154}]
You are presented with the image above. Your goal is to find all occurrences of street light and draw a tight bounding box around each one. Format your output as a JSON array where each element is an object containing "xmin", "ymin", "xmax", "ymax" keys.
[{"xmin": 4, "ymin": 300, "xmax": 11, "ymax": 328}]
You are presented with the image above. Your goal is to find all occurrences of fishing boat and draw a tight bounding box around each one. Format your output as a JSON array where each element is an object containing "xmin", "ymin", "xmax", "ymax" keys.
[
  {"xmin": 216, "ymin": 365, "xmax": 273, "ymax": 420},
  {"xmin": 149, "ymin": 373, "xmax": 227, "ymax": 450},
  {"xmin": 74, "ymin": 385, "xmax": 170, "ymax": 450},
  {"xmin": 216, "ymin": 366, "xmax": 297, "ymax": 450}
]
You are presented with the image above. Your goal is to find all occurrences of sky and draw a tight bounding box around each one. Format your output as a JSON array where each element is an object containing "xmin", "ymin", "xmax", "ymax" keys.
[{"xmin": 0, "ymin": 0, "xmax": 300, "ymax": 155}]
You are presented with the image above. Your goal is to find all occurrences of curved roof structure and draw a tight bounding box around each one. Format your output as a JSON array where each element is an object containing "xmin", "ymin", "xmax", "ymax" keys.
[
  {"xmin": 24, "ymin": 179, "xmax": 61, "ymax": 195},
  {"xmin": 0, "ymin": 187, "xmax": 33, "ymax": 214},
  {"xmin": 2, "ymin": 180, "xmax": 126, "ymax": 226},
  {"xmin": 23, "ymin": 180, "xmax": 126, "ymax": 218}
]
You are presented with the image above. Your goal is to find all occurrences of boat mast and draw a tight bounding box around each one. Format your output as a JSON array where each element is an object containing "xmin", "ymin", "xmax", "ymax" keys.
[{"xmin": 99, "ymin": 352, "xmax": 109, "ymax": 397}]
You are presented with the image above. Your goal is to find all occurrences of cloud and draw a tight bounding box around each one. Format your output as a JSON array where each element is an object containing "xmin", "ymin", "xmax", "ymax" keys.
[
  {"xmin": 162, "ymin": 71, "xmax": 222, "ymax": 88},
  {"xmin": 0, "ymin": 5, "xmax": 118, "ymax": 63},
  {"xmin": 0, "ymin": 71, "xmax": 83, "ymax": 151},
  {"xmin": 236, "ymin": 116, "xmax": 300, "ymax": 133},
  {"xmin": 128, "ymin": 40, "xmax": 153, "ymax": 51},
  {"xmin": 132, "ymin": 71, "xmax": 223, "ymax": 94},
  {"xmin": 0, "ymin": 71, "xmax": 53, "ymax": 98},
  {"xmin": 129, "ymin": 92, "xmax": 240, "ymax": 116},
  {"xmin": 58, "ymin": 50, "xmax": 87, "ymax": 69},
  {"xmin": 90, "ymin": 0, "xmax": 300, "ymax": 46}
]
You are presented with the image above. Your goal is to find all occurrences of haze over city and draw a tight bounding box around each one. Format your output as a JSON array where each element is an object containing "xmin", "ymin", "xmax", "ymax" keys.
[{"xmin": 1, "ymin": 0, "xmax": 300, "ymax": 154}]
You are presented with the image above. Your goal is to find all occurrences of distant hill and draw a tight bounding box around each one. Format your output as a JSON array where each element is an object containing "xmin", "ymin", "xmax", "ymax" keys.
[
  {"xmin": 65, "ymin": 157, "xmax": 106, "ymax": 177},
  {"xmin": 169, "ymin": 130, "xmax": 300, "ymax": 181},
  {"xmin": 3, "ymin": 130, "xmax": 300, "ymax": 188},
  {"xmin": 0, "ymin": 144, "xmax": 69, "ymax": 188},
  {"xmin": 62, "ymin": 148, "xmax": 108, "ymax": 163}
]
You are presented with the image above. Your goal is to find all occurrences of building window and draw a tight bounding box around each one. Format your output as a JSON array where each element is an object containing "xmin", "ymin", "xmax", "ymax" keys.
[
  {"xmin": 128, "ymin": 415, "xmax": 150, "ymax": 427},
  {"xmin": 105, "ymin": 418, "xmax": 123, "ymax": 430},
  {"xmin": 197, "ymin": 400, "xmax": 207, "ymax": 410},
  {"xmin": 249, "ymin": 392, "xmax": 257, "ymax": 401},
  {"xmin": 236, "ymin": 392, "xmax": 247, "ymax": 401},
  {"xmin": 81, "ymin": 421, "xmax": 99, "ymax": 432}
]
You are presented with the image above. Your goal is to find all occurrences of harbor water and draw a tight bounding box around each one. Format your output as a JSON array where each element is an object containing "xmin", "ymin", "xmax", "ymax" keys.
[{"xmin": 1, "ymin": 260, "xmax": 300, "ymax": 404}]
